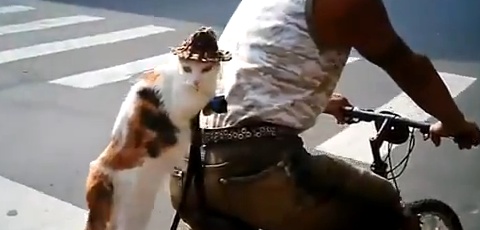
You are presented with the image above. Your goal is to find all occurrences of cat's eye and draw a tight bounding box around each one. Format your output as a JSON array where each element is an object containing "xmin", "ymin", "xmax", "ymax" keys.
[
  {"xmin": 201, "ymin": 65, "xmax": 213, "ymax": 73},
  {"xmin": 182, "ymin": 66, "xmax": 192, "ymax": 73}
]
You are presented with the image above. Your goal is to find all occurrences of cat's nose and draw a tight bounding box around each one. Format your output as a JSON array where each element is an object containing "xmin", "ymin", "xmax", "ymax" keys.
[{"xmin": 193, "ymin": 80, "xmax": 200, "ymax": 88}]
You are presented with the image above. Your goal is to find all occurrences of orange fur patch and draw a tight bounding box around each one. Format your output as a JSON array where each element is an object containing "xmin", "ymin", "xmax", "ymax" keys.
[
  {"xmin": 97, "ymin": 70, "xmax": 166, "ymax": 169},
  {"xmin": 85, "ymin": 70, "xmax": 168, "ymax": 230},
  {"xmin": 140, "ymin": 69, "xmax": 162, "ymax": 86},
  {"xmin": 85, "ymin": 164, "xmax": 113, "ymax": 230}
]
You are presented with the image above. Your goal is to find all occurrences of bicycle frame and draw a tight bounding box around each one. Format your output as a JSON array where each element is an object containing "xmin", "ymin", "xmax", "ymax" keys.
[{"xmin": 368, "ymin": 117, "xmax": 394, "ymax": 178}]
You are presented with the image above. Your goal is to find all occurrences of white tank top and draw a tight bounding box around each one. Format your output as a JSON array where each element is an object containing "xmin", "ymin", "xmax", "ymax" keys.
[{"xmin": 200, "ymin": 0, "xmax": 351, "ymax": 132}]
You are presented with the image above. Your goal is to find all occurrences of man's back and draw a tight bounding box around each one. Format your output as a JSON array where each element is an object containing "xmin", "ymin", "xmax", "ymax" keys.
[{"xmin": 200, "ymin": 0, "xmax": 351, "ymax": 131}]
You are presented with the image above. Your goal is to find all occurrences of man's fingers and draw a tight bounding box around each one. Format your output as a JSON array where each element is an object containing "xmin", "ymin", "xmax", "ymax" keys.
[
  {"xmin": 338, "ymin": 118, "xmax": 345, "ymax": 124},
  {"xmin": 473, "ymin": 137, "xmax": 480, "ymax": 147},
  {"xmin": 423, "ymin": 133, "xmax": 430, "ymax": 141},
  {"xmin": 454, "ymin": 136, "xmax": 475, "ymax": 150},
  {"xmin": 474, "ymin": 126, "xmax": 480, "ymax": 146},
  {"xmin": 471, "ymin": 131, "xmax": 480, "ymax": 146},
  {"xmin": 458, "ymin": 142, "xmax": 471, "ymax": 150},
  {"xmin": 431, "ymin": 134, "xmax": 441, "ymax": 147}
]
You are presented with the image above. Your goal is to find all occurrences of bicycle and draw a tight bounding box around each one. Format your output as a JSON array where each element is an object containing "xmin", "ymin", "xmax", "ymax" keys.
[
  {"xmin": 170, "ymin": 99, "xmax": 464, "ymax": 230},
  {"xmin": 342, "ymin": 106, "xmax": 464, "ymax": 230}
]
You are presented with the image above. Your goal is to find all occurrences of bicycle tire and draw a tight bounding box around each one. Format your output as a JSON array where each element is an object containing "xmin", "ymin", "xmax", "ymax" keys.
[{"xmin": 406, "ymin": 199, "xmax": 463, "ymax": 230}]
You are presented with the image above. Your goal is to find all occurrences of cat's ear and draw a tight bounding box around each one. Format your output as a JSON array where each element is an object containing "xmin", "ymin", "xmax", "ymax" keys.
[
  {"xmin": 128, "ymin": 69, "xmax": 163, "ymax": 86},
  {"xmin": 128, "ymin": 69, "xmax": 151, "ymax": 85}
]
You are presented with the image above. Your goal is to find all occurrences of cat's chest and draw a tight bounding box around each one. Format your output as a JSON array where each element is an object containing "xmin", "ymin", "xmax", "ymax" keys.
[
  {"xmin": 165, "ymin": 89, "xmax": 210, "ymax": 118},
  {"xmin": 159, "ymin": 71, "xmax": 214, "ymax": 114}
]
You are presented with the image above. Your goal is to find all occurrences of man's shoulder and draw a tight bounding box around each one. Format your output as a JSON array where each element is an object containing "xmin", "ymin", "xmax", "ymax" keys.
[
  {"xmin": 316, "ymin": 0, "xmax": 376, "ymax": 13},
  {"xmin": 312, "ymin": 0, "xmax": 390, "ymax": 48}
]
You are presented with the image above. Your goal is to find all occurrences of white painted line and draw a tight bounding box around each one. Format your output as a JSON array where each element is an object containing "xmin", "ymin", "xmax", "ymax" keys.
[
  {"xmin": 0, "ymin": 175, "xmax": 86, "ymax": 230},
  {"xmin": 0, "ymin": 5, "xmax": 35, "ymax": 14},
  {"xmin": 316, "ymin": 72, "xmax": 477, "ymax": 163},
  {"xmin": 52, "ymin": 12, "xmax": 368, "ymax": 89},
  {"xmin": 347, "ymin": 57, "xmax": 360, "ymax": 64},
  {"xmin": 0, "ymin": 15, "xmax": 105, "ymax": 36},
  {"xmin": 0, "ymin": 25, "xmax": 174, "ymax": 65},
  {"xmin": 49, "ymin": 53, "xmax": 174, "ymax": 88}
]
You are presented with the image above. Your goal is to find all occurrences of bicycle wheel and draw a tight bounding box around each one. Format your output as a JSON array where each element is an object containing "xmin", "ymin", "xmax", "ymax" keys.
[{"xmin": 406, "ymin": 199, "xmax": 463, "ymax": 230}]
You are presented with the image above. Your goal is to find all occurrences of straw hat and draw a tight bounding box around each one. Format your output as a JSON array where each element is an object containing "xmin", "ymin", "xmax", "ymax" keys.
[{"xmin": 170, "ymin": 26, "xmax": 232, "ymax": 62}]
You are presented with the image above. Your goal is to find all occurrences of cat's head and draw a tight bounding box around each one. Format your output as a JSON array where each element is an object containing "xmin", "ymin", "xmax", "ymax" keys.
[
  {"xmin": 176, "ymin": 58, "xmax": 220, "ymax": 91},
  {"xmin": 171, "ymin": 26, "xmax": 231, "ymax": 92}
]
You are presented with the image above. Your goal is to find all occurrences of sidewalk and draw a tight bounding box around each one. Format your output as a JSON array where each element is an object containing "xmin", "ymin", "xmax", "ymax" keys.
[{"xmin": 0, "ymin": 176, "xmax": 87, "ymax": 230}]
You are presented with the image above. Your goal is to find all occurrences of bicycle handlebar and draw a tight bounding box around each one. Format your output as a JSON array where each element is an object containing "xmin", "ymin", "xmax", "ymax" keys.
[{"xmin": 343, "ymin": 106, "xmax": 431, "ymax": 134}]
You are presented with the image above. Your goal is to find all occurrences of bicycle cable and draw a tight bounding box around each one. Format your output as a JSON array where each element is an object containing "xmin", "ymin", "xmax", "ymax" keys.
[{"xmin": 384, "ymin": 125, "xmax": 417, "ymax": 191}]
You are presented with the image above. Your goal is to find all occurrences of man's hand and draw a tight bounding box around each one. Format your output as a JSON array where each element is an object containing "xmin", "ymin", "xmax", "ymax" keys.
[
  {"xmin": 428, "ymin": 120, "xmax": 480, "ymax": 149},
  {"xmin": 324, "ymin": 93, "xmax": 352, "ymax": 124}
]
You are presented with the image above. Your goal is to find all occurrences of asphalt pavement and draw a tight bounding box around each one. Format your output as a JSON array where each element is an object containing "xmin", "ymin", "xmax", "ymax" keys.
[{"xmin": 0, "ymin": 0, "xmax": 479, "ymax": 229}]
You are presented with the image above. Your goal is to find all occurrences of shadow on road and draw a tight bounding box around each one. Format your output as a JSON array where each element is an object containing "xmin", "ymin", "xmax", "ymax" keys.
[
  {"xmin": 40, "ymin": 0, "xmax": 240, "ymax": 28},
  {"xmin": 385, "ymin": 0, "xmax": 480, "ymax": 62}
]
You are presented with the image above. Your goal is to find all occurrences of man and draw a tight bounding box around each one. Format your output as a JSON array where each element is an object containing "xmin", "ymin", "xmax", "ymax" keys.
[{"xmin": 169, "ymin": 0, "xmax": 480, "ymax": 229}]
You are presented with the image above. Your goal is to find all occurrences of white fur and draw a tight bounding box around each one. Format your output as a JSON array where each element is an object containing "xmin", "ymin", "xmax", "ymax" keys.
[{"xmin": 103, "ymin": 56, "xmax": 221, "ymax": 230}]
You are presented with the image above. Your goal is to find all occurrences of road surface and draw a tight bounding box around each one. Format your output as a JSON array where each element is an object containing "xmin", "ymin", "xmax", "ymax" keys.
[{"xmin": 0, "ymin": 0, "xmax": 479, "ymax": 229}]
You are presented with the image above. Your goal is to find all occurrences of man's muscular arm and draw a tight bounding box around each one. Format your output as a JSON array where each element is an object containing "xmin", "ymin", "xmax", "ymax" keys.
[{"xmin": 313, "ymin": 0, "xmax": 466, "ymax": 131}]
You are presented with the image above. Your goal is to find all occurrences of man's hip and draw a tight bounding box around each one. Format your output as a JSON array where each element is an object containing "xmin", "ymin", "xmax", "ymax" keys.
[{"xmin": 169, "ymin": 124, "xmax": 404, "ymax": 230}]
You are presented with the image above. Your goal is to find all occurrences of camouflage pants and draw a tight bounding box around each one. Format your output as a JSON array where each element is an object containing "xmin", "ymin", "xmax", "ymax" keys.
[{"xmin": 169, "ymin": 134, "xmax": 414, "ymax": 230}]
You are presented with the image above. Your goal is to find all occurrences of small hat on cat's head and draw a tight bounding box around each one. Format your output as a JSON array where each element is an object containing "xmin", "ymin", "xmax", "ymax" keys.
[{"xmin": 170, "ymin": 26, "xmax": 232, "ymax": 63}]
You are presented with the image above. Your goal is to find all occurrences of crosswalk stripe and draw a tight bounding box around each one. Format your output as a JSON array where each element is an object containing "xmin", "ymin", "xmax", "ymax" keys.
[
  {"xmin": 0, "ymin": 175, "xmax": 86, "ymax": 230},
  {"xmin": 316, "ymin": 72, "xmax": 477, "ymax": 163},
  {"xmin": 0, "ymin": 15, "xmax": 105, "ymax": 36},
  {"xmin": 50, "ymin": 55, "xmax": 361, "ymax": 89},
  {"xmin": 0, "ymin": 5, "xmax": 35, "ymax": 14},
  {"xmin": 49, "ymin": 53, "xmax": 172, "ymax": 88},
  {"xmin": 0, "ymin": 25, "xmax": 174, "ymax": 65}
]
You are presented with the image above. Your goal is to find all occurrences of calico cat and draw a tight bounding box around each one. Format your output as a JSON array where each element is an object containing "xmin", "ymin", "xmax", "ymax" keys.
[{"xmin": 84, "ymin": 26, "xmax": 231, "ymax": 230}]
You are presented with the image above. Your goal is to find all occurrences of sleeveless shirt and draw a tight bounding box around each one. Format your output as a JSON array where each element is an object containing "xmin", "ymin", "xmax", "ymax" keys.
[{"xmin": 200, "ymin": 0, "xmax": 351, "ymax": 132}]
